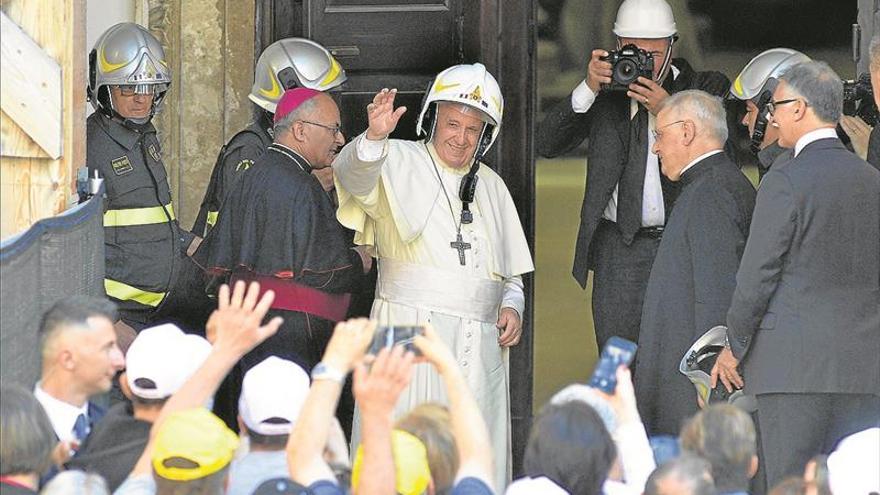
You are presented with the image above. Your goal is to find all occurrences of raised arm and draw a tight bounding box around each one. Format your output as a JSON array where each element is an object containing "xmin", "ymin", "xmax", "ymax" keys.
[
  {"xmin": 414, "ymin": 324, "xmax": 494, "ymax": 489},
  {"xmin": 127, "ymin": 281, "xmax": 283, "ymax": 477},
  {"xmin": 287, "ymin": 318, "xmax": 375, "ymax": 486},
  {"xmin": 352, "ymin": 345, "xmax": 415, "ymax": 495}
]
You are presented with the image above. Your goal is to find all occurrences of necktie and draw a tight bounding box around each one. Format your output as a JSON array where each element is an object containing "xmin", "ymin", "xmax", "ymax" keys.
[
  {"xmin": 72, "ymin": 413, "xmax": 88, "ymax": 441},
  {"xmin": 618, "ymin": 103, "xmax": 649, "ymax": 243}
]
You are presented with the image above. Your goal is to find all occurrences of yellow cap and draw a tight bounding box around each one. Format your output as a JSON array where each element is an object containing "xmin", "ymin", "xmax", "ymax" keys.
[
  {"xmin": 352, "ymin": 429, "xmax": 431, "ymax": 495},
  {"xmin": 152, "ymin": 408, "xmax": 240, "ymax": 481}
]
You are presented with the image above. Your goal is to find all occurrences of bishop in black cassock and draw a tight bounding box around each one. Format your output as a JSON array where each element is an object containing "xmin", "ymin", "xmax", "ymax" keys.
[{"xmin": 634, "ymin": 91, "xmax": 756, "ymax": 435}]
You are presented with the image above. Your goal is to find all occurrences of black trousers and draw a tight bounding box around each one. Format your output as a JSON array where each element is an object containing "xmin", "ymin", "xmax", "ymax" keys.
[
  {"xmin": 755, "ymin": 392, "xmax": 880, "ymax": 487},
  {"xmin": 589, "ymin": 219, "xmax": 660, "ymax": 350}
]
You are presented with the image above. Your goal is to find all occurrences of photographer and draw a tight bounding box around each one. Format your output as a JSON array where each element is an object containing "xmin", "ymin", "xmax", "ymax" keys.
[
  {"xmin": 537, "ymin": 0, "xmax": 729, "ymax": 356},
  {"xmin": 840, "ymin": 35, "xmax": 880, "ymax": 170}
]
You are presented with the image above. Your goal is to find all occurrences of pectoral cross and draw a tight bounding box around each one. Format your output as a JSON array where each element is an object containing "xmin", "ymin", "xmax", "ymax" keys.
[{"xmin": 450, "ymin": 232, "xmax": 471, "ymax": 266}]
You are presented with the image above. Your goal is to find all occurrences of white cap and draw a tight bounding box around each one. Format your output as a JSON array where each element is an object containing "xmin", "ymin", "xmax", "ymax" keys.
[
  {"xmin": 125, "ymin": 323, "xmax": 212, "ymax": 400},
  {"xmin": 505, "ymin": 476, "xmax": 568, "ymax": 495},
  {"xmin": 827, "ymin": 427, "xmax": 880, "ymax": 495},
  {"xmin": 238, "ymin": 356, "xmax": 311, "ymax": 436}
]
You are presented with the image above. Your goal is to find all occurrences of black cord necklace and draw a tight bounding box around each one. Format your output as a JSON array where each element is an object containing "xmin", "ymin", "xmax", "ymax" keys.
[{"xmin": 425, "ymin": 143, "xmax": 471, "ymax": 266}]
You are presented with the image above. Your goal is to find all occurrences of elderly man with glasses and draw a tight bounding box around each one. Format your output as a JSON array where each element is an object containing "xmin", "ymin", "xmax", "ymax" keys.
[
  {"xmin": 196, "ymin": 88, "xmax": 372, "ymax": 416},
  {"xmin": 633, "ymin": 90, "xmax": 756, "ymax": 436},
  {"xmin": 712, "ymin": 60, "xmax": 880, "ymax": 486}
]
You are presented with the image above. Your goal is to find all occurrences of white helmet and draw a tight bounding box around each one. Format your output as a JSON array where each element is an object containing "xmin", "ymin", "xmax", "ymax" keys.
[
  {"xmin": 730, "ymin": 48, "xmax": 811, "ymax": 103},
  {"xmin": 249, "ymin": 38, "xmax": 347, "ymax": 113},
  {"xmin": 679, "ymin": 326, "xmax": 757, "ymax": 413},
  {"xmin": 729, "ymin": 48, "xmax": 811, "ymax": 153},
  {"xmin": 613, "ymin": 0, "xmax": 677, "ymax": 39},
  {"xmin": 416, "ymin": 62, "xmax": 504, "ymax": 152}
]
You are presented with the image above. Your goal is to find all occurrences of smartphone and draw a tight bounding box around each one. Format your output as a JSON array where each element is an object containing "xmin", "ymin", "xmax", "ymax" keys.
[
  {"xmin": 588, "ymin": 336, "xmax": 638, "ymax": 393},
  {"xmin": 367, "ymin": 325, "xmax": 424, "ymax": 357}
]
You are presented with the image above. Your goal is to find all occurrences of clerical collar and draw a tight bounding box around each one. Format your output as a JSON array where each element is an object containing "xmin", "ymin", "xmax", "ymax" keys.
[
  {"xmin": 680, "ymin": 149, "xmax": 723, "ymax": 177},
  {"xmin": 268, "ymin": 143, "xmax": 312, "ymax": 173},
  {"xmin": 425, "ymin": 142, "xmax": 470, "ymax": 176}
]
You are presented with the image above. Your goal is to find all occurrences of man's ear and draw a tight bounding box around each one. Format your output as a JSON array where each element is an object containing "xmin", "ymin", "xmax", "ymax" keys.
[
  {"xmin": 748, "ymin": 454, "xmax": 759, "ymax": 478},
  {"xmin": 118, "ymin": 372, "xmax": 134, "ymax": 400},
  {"xmin": 682, "ymin": 120, "xmax": 697, "ymax": 146},
  {"xmin": 291, "ymin": 121, "xmax": 308, "ymax": 142},
  {"xmin": 59, "ymin": 348, "xmax": 76, "ymax": 371}
]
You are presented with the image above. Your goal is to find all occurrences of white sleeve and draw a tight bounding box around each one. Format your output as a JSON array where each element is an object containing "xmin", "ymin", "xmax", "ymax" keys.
[
  {"xmin": 500, "ymin": 275, "xmax": 525, "ymax": 317},
  {"xmin": 355, "ymin": 134, "xmax": 387, "ymax": 161},
  {"xmin": 613, "ymin": 419, "xmax": 656, "ymax": 492},
  {"xmin": 571, "ymin": 80, "xmax": 597, "ymax": 114}
]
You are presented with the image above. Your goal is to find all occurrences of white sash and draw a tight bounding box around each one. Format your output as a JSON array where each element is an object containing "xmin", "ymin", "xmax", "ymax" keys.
[{"xmin": 376, "ymin": 259, "xmax": 503, "ymax": 323}]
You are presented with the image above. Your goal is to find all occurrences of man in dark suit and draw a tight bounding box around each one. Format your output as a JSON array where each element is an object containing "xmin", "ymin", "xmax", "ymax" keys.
[
  {"xmin": 712, "ymin": 61, "xmax": 880, "ymax": 486},
  {"xmin": 634, "ymin": 90, "xmax": 755, "ymax": 435},
  {"xmin": 537, "ymin": 0, "xmax": 729, "ymax": 350}
]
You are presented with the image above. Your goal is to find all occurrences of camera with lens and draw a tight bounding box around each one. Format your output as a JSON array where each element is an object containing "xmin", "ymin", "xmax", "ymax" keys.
[
  {"xmin": 842, "ymin": 73, "xmax": 878, "ymax": 126},
  {"xmin": 601, "ymin": 44, "xmax": 655, "ymax": 92}
]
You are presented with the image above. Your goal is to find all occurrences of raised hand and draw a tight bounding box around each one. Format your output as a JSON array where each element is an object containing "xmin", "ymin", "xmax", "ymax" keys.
[
  {"xmin": 413, "ymin": 323, "xmax": 457, "ymax": 375},
  {"xmin": 205, "ymin": 280, "xmax": 283, "ymax": 357},
  {"xmin": 628, "ymin": 76, "xmax": 670, "ymax": 115},
  {"xmin": 353, "ymin": 345, "xmax": 415, "ymax": 417},
  {"xmin": 321, "ymin": 318, "xmax": 377, "ymax": 373},
  {"xmin": 366, "ymin": 88, "xmax": 407, "ymax": 140},
  {"xmin": 586, "ymin": 49, "xmax": 613, "ymax": 94}
]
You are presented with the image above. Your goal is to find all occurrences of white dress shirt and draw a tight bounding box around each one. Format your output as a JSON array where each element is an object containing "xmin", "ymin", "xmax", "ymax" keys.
[
  {"xmin": 33, "ymin": 383, "xmax": 89, "ymax": 442},
  {"xmin": 571, "ymin": 67, "xmax": 682, "ymax": 227},
  {"xmin": 794, "ymin": 127, "xmax": 839, "ymax": 157}
]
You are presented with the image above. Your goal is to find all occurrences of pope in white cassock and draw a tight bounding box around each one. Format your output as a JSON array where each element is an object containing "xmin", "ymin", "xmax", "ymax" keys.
[{"xmin": 333, "ymin": 62, "xmax": 534, "ymax": 488}]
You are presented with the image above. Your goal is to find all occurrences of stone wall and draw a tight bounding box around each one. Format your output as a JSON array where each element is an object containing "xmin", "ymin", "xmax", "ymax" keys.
[{"xmin": 141, "ymin": 0, "xmax": 255, "ymax": 231}]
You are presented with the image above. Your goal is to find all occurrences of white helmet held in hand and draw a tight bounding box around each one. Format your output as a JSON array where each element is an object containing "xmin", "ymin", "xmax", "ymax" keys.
[
  {"xmin": 249, "ymin": 37, "xmax": 347, "ymax": 113},
  {"xmin": 416, "ymin": 62, "xmax": 504, "ymax": 152},
  {"xmin": 680, "ymin": 325, "xmax": 757, "ymax": 413},
  {"xmin": 613, "ymin": 0, "xmax": 677, "ymax": 39}
]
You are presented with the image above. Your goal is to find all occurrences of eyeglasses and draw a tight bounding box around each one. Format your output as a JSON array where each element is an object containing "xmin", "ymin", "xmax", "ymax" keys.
[
  {"xmin": 766, "ymin": 98, "xmax": 804, "ymax": 115},
  {"xmin": 113, "ymin": 85, "xmax": 162, "ymax": 97},
  {"xmin": 651, "ymin": 120, "xmax": 687, "ymax": 140},
  {"xmin": 300, "ymin": 120, "xmax": 344, "ymax": 136}
]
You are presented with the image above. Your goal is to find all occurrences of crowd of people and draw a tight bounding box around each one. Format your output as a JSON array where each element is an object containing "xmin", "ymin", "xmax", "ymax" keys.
[{"xmin": 1, "ymin": 0, "xmax": 879, "ymax": 493}]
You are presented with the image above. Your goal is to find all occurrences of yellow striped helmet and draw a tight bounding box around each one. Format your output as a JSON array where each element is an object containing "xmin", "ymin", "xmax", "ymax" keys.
[
  {"xmin": 249, "ymin": 38, "xmax": 347, "ymax": 113},
  {"xmin": 88, "ymin": 22, "xmax": 171, "ymax": 116}
]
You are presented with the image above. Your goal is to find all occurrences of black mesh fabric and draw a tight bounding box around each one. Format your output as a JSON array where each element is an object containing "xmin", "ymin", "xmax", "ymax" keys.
[{"xmin": 0, "ymin": 189, "xmax": 104, "ymax": 387}]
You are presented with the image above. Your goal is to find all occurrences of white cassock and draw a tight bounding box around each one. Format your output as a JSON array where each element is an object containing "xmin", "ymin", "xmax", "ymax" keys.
[{"xmin": 334, "ymin": 133, "xmax": 534, "ymax": 488}]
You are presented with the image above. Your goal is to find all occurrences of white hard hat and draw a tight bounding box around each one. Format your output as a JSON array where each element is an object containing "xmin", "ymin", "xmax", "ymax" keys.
[
  {"xmin": 730, "ymin": 48, "xmax": 811, "ymax": 102},
  {"xmin": 416, "ymin": 62, "xmax": 504, "ymax": 151},
  {"xmin": 679, "ymin": 325, "xmax": 757, "ymax": 413},
  {"xmin": 613, "ymin": 0, "xmax": 677, "ymax": 39}
]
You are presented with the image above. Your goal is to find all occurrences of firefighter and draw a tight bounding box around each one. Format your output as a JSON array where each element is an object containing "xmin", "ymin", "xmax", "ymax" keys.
[
  {"xmin": 192, "ymin": 38, "xmax": 347, "ymax": 236},
  {"xmin": 86, "ymin": 22, "xmax": 199, "ymax": 331}
]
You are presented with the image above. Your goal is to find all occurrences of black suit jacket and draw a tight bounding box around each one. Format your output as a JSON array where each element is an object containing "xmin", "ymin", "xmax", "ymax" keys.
[
  {"xmin": 727, "ymin": 137, "xmax": 880, "ymax": 396},
  {"xmin": 537, "ymin": 59, "xmax": 731, "ymax": 287}
]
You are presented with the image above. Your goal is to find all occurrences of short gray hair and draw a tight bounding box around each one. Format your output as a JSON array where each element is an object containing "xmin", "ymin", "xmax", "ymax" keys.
[
  {"xmin": 779, "ymin": 61, "xmax": 843, "ymax": 123},
  {"xmin": 656, "ymin": 90, "xmax": 728, "ymax": 144},
  {"xmin": 0, "ymin": 384, "xmax": 55, "ymax": 476},
  {"xmin": 645, "ymin": 454, "xmax": 716, "ymax": 495},
  {"xmin": 870, "ymin": 34, "xmax": 880, "ymax": 73},
  {"xmin": 273, "ymin": 95, "xmax": 322, "ymax": 136},
  {"xmin": 680, "ymin": 404, "xmax": 756, "ymax": 493},
  {"xmin": 41, "ymin": 470, "xmax": 110, "ymax": 495}
]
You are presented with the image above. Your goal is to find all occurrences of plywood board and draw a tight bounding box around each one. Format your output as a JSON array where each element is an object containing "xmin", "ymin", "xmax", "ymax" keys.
[{"xmin": 0, "ymin": 10, "xmax": 63, "ymax": 159}]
